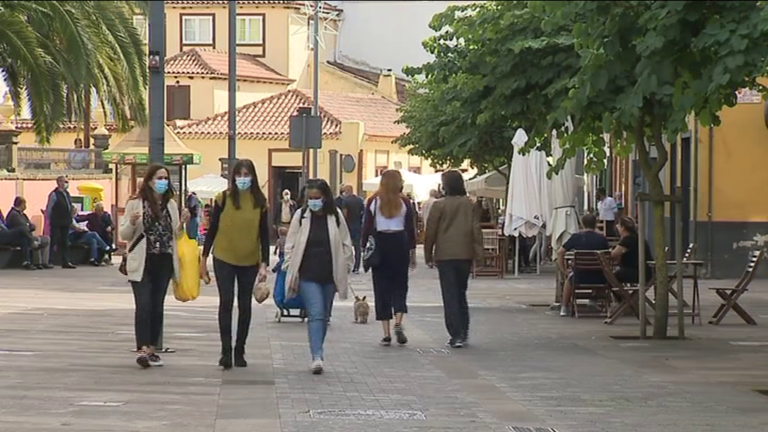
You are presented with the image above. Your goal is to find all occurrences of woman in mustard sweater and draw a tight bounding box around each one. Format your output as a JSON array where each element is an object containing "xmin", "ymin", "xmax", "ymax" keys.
[{"xmin": 201, "ymin": 159, "xmax": 270, "ymax": 370}]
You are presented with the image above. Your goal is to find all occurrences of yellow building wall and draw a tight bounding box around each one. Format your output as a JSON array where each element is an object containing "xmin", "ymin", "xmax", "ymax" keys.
[
  {"xmin": 317, "ymin": 63, "xmax": 378, "ymax": 95},
  {"xmin": 164, "ymin": 5, "xmax": 288, "ymax": 70},
  {"xmin": 17, "ymin": 131, "xmax": 127, "ymax": 149},
  {"xmin": 212, "ymin": 80, "xmax": 291, "ymax": 114},
  {"xmin": 181, "ymin": 122, "xmax": 426, "ymax": 201},
  {"xmin": 175, "ymin": 77, "xmax": 215, "ymax": 120},
  {"xmin": 164, "ymin": 5, "xmax": 337, "ymax": 85},
  {"xmin": 698, "ymin": 97, "xmax": 768, "ymax": 222}
]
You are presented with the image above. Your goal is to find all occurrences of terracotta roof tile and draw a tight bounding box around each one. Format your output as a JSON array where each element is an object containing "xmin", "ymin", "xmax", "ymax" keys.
[
  {"xmin": 312, "ymin": 91, "xmax": 406, "ymax": 137},
  {"xmin": 174, "ymin": 89, "xmax": 341, "ymax": 139},
  {"xmin": 165, "ymin": 1, "xmax": 341, "ymax": 12},
  {"xmin": 174, "ymin": 89, "xmax": 406, "ymax": 139},
  {"xmin": 165, "ymin": 48, "xmax": 293, "ymax": 83},
  {"xmin": 327, "ymin": 61, "xmax": 409, "ymax": 103}
]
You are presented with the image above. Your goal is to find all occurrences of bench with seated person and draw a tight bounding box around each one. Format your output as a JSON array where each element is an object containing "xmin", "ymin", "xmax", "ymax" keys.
[
  {"xmin": 0, "ymin": 209, "xmax": 31, "ymax": 269},
  {"xmin": 67, "ymin": 206, "xmax": 112, "ymax": 266},
  {"xmin": 5, "ymin": 197, "xmax": 54, "ymax": 270},
  {"xmin": 557, "ymin": 213, "xmax": 611, "ymax": 317}
]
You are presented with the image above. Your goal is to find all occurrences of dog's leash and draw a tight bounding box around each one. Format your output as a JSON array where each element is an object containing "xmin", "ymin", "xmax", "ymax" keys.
[{"xmin": 347, "ymin": 280, "xmax": 360, "ymax": 299}]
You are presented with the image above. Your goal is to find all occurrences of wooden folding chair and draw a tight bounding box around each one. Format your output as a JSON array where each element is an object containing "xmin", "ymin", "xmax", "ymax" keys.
[
  {"xmin": 472, "ymin": 229, "xmax": 503, "ymax": 278},
  {"xmin": 569, "ymin": 251, "xmax": 611, "ymax": 318},
  {"xmin": 666, "ymin": 243, "xmax": 696, "ymax": 307},
  {"xmin": 598, "ymin": 253, "xmax": 654, "ymax": 325},
  {"xmin": 708, "ymin": 248, "xmax": 765, "ymax": 325}
]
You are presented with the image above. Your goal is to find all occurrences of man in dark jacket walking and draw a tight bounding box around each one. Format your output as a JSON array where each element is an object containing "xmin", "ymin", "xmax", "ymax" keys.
[{"xmin": 45, "ymin": 176, "xmax": 76, "ymax": 268}]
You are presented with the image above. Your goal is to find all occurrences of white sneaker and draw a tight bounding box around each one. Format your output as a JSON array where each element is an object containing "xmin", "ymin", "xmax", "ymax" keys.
[
  {"xmin": 559, "ymin": 307, "xmax": 572, "ymax": 317},
  {"xmin": 311, "ymin": 358, "xmax": 324, "ymax": 375}
]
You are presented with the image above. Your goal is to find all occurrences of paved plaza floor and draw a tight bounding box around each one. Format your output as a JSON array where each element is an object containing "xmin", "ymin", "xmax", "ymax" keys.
[{"xmin": 1, "ymin": 252, "xmax": 768, "ymax": 432}]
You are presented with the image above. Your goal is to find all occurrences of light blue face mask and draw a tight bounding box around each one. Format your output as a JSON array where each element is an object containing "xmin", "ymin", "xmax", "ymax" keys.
[
  {"xmin": 153, "ymin": 179, "xmax": 169, "ymax": 194},
  {"xmin": 307, "ymin": 198, "xmax": 324, "ymax": 212},
  {"xmin": 235, "ymin": 176, "xmax": 252, "ymax": 190}
]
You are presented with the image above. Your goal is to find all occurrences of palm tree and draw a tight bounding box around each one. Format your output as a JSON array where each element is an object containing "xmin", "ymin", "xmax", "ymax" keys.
[{"xmin": 0, "ymin": 1, "xmax": 148, "ymax": 145}]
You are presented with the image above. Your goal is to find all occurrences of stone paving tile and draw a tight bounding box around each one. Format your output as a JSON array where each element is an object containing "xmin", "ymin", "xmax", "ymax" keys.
[{"xmin": 1, "ymin": 256, "xmax": 768, "ymax": 431}]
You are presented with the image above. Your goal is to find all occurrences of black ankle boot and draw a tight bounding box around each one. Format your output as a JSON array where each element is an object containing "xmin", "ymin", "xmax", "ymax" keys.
[
  {"xmin": 234, "ymin": 346, "xmax": 247, "ymax": 368},
  {"xmin": 219, "ymin": 347, "xmax": 233, "ymax": 370}
]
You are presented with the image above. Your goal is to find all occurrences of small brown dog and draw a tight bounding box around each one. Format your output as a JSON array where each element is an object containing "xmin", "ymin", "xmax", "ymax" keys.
[{"xmin": 354, "ymin": 296, "xmax": 370, "ymax": 324}]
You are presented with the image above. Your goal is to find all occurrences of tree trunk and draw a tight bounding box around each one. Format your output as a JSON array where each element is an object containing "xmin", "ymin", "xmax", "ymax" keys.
[
  {"xmin": 647, "ymin": 174, "xmax": 669, "ymax": 338},
  {"xmin": 83, "ymin": 89, "xmax": 91, "ymax": 149}
]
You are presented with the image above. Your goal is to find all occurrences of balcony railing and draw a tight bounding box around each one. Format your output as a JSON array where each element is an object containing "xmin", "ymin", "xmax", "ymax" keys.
[{"xmin": 16, "ymin": 147, "xmax": 106, "ymax": 173}]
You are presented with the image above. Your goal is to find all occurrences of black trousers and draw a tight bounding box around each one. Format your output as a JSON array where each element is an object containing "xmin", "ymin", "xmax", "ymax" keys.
[
  {"xmin": 50, "ymin": 225, "xmax": 70, "ymax": 266},
  {"xmin": 131, "ymin": 253, "xmax": 173, "ymax": 350},
  {"xmin": 213, "ymin": 258, "xmax": 257, "ymax": 351},
  {"xmin": 436, "ymin": 260, "xmax": 472, "ymax": 340},
  {"xmin": 371, "ymin": 231, "xmax": 410, "ymax": 321}
]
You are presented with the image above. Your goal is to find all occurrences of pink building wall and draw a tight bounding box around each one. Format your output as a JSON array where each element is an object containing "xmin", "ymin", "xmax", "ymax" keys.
[{"xmin": 0, "ymin": 179, "xmax": 113, "ymax": 222}]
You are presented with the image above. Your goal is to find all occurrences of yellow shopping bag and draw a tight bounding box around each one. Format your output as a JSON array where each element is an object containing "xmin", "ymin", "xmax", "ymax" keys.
[{"xmin": 173, "ymin": 236, "xmax": 200, "ymax": 302}]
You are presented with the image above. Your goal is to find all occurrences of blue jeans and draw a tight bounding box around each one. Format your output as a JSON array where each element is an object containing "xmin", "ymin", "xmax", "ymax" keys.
[
  {"xmin": 72, "ymin": 232, "xmax": 109, "ymax": 261},
  {"xmin": 298, "ymin": 280, "xmax": 336, "ymax": 360}
]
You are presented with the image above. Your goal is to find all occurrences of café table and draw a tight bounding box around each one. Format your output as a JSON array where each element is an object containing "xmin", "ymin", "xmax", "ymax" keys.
[{"xmin": 647, "ymin": 260, "xmax": 704, "ymax": 325}]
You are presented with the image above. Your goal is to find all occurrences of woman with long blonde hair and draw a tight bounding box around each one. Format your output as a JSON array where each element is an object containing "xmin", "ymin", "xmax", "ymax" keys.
[{"xmin": 361, "ymin": 170, "xmax": 417, "ymax": 346}]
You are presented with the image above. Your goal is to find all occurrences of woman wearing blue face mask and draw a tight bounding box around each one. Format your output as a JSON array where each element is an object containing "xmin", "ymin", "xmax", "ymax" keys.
[
  {"xmin": 201, "ymin": 159, "xmax": 270, "ymax": 370},
  {"xmin": 283, "ymin": 179, "xmax": 354, "ymax": 374},
  {"xmin": 120, "ymin": 164, "xmax": 189, "ymax": 368}
]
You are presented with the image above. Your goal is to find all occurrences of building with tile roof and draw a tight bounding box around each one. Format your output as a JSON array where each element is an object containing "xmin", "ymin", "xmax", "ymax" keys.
[
  {"xmin": 173, "ymin": 88, "xmax": 428, "ymax": 203},
  {"xmin": 326, "ymin": 61, "xmax": 409, "ymax": 104},
  {"xmin": 165, "ymin": 48, "xmax": 294, "ymax": 120}
]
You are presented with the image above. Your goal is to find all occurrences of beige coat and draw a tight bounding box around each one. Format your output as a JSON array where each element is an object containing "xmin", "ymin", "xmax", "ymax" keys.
[
  {"xmin": 282, "ymin": 207, "xmax": 355, "ymax": 300},
  {"xmin": 119, "ymin": 198, "xmax": 183, "ymax": 283}
]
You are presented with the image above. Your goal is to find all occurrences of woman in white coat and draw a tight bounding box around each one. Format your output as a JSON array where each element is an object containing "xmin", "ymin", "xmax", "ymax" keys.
[
  {"xmin": 120, "ymin": 164, "xmax": 188, "ymax": 369},
  {"xmin": 283, "ymin": 179, "xmax": 354, "ymax": 374}
]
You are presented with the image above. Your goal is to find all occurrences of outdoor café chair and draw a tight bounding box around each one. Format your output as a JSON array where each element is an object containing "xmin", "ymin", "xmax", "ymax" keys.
[{"xmin": 708, "ymin": 248, "xmax": 765, "ymax": 325}]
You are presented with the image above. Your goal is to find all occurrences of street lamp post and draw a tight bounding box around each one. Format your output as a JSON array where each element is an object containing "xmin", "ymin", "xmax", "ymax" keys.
[
  {"xmin": 311, "ymin": 0, "xmax": 320, "ymax": 178},
  {"xmin": 148, "ymin": 1, "xmax": 165, "ymax": 164},
  {"xmin": 228, "ymin": 0, "xmax": 237, "ymax": 173},
  {"xmin": 147, "ymin": 2, "xmax": 173, "ymax": 352}
]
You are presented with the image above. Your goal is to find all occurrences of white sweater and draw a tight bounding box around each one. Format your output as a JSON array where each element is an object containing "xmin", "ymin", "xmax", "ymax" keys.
[{"xmin": 119, "ymin": 198, "xmax": 183, "ymax": 282}]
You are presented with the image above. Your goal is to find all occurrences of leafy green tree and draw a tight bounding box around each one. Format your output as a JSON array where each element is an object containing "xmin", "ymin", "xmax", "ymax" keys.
[
  {"xmin": 538, "ymin": 0, "xmax": 768, "ymax": 337},
  {"xmin": 396, "ymin": 1, "xmax": 581, "ymax": 176},
  {"xmin": 0, "ymin": 1, "xmax": 147, "ymax": 144}
]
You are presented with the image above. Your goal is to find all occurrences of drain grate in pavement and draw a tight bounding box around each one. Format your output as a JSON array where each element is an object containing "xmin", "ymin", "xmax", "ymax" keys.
[
  {"xmin": 222, "ymin": 379, "xmax": 275, "ymax": 386},
  {"xmin": 310, "ymin": 409, "xmax": 426, "ymax": 420},
  {"xmin": 507, "ymin": 427, "xmax": 559, "ymax": 432},
  {"xmin": 416, "ymin": 348, "xmax": 450, "ymax": 355}
]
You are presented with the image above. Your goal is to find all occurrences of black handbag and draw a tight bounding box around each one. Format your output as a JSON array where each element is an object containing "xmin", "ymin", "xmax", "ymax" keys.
[{"xmin": 119, "ymin": 233, "xmax": 145, "ymax": 276}]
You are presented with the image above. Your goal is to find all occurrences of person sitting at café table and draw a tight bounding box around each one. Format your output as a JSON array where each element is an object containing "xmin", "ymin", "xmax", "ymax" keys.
[
  {"xmin": 558, "ymin": 213, "xmax": 610, "ymax": 317},
  {"xmin": 75, "ymin": 202, "xmax": 116, "ymax": 262},
  {"xmin": 6, "ymin": 197, "xmax": 53, "ymax": 270},
  {"xmin": 610, "ymin": 216, "xmax": 654, "ymax": 284},
  {"xmin": 68, "ymin": 206, "xmax": 112, "ymax": 266}
]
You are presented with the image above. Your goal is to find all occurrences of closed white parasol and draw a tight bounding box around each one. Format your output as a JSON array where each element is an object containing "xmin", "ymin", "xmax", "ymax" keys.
[{"xmin": 546, "ymin": 123, "xmax": 580, "ymax": 251}]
